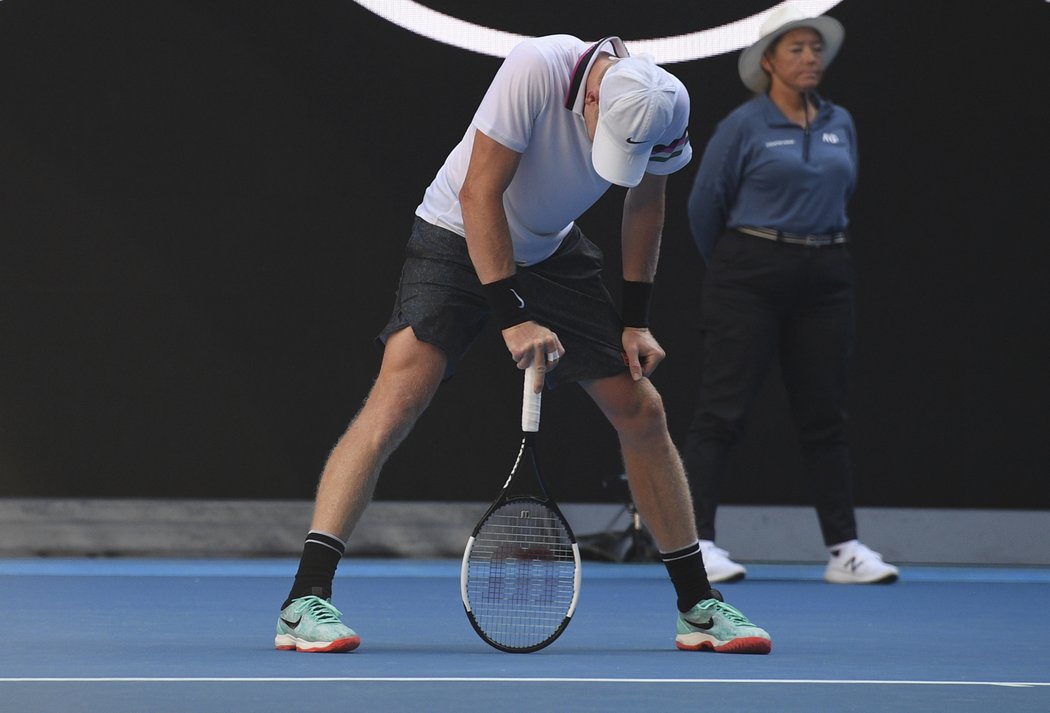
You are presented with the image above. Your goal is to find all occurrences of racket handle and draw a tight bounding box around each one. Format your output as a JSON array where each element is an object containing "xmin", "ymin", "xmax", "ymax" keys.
[{"xmin": 522, "ymin": 365, "xmax": 542, "ymax": 432}]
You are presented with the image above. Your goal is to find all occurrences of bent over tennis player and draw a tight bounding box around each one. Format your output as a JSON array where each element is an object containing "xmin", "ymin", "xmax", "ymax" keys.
[{"xmin": 274, "ymin": 35, "xmax": 772, "ymax": 655}]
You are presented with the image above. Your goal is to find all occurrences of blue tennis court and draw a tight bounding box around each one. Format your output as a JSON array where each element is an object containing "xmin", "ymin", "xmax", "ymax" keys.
[{"xmin": 2, "ymin": 558, "xmax": 1048, "ymax": 712}]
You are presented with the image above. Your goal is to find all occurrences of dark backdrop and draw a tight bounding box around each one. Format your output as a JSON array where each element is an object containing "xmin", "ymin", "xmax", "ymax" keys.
[{"xmin": 1, "ymin": 1, "xmax": 1047, "ymax": 507}]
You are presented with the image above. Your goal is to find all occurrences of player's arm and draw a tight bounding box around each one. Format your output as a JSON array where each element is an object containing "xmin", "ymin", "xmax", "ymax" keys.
[
  {"xmin": 461, "ymin": 129, "xmax": 563, "ymax": 388},
  {"xmin": 460, "ymin": 129, "xmax": 521, "ymax": 285},
  {"xmin": 620, "ymin": 171, "xmax": 668, "ymax": 381}
]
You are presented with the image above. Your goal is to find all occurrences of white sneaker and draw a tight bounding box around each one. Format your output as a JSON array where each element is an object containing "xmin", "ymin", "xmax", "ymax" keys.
[
  {"xmin": 700, "ymin": 540, "xmax": 747, "ymax": 583},
  {"xmin": 824, "ymin": 540, "xmax": 899, "ymax": 584}
]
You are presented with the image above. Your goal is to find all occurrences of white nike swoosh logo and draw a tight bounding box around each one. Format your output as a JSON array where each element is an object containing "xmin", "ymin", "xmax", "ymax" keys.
[{"xmin": 509, "ymin": 288, "xmax": 525, "ymax": 309}]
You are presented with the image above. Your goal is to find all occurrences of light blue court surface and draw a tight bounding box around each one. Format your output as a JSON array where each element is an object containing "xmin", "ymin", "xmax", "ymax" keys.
[{"xmin": 2, "ymin": 559, "xmax": 1048, "ymax": 713}]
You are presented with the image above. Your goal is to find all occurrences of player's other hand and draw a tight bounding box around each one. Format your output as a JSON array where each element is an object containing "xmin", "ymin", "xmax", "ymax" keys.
[{"xmin": 622, "ymin": 327, "xmax": 665, "ymax": 381}]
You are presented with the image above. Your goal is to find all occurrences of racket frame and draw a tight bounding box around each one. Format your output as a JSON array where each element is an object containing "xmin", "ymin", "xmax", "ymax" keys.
[{"xmin": 459, "ymin": 366, "xmax": 582, "ymax": 653}]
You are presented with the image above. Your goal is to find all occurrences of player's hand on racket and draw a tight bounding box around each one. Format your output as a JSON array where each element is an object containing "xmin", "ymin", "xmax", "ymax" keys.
[
  {"xmin": 502, "ymin": 321, "xmax": 564, "ymax": 392},
  {"xmin": 622, "ymin": 326, "xmax": 665, "ymax": 381}
]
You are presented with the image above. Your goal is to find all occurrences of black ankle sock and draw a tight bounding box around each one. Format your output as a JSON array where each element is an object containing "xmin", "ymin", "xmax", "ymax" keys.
[
  {"xmin": 661, "ymin": 541, "xmax": 714, "ymax": 613},
  {"xmin": 282, "ymin": 531, "xmax": 345, "ymax": 609}
]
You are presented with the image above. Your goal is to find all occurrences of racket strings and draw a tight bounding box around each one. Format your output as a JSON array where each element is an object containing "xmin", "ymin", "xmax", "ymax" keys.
[{"xmin": 466, "ymin": 502, "xmax": 577, "ymax": 650}]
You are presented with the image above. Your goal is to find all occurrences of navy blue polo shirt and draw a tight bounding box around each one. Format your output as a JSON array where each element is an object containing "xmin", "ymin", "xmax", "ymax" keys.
[{"xmin": 688, "ymin": 93, "xmax": 858, "ymax": 261}]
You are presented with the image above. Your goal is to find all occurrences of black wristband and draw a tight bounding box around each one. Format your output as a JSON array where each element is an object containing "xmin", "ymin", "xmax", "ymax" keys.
[
  {"xmin": 621, "ymin": 280, "xmax": 654, "ymax": 328},
  {"xmin": 481, "ymin": 274, "xmax": 533, "ymax": 330}
]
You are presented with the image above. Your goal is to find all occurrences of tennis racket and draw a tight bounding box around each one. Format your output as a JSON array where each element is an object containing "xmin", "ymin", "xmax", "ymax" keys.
[{"xmin": 460, "ymin": 365, "xmax": 582, "ymax": 653}]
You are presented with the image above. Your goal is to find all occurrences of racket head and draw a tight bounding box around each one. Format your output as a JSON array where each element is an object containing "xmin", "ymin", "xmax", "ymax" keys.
[{"xmin": 460, "ymin": 495, "xmax": 581, "ymax": 653}]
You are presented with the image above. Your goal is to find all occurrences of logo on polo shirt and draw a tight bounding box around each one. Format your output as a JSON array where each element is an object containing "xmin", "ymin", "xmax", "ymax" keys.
[{"xmin": 823, "ymin": 133, "xmax": 841, "ymax": 144}]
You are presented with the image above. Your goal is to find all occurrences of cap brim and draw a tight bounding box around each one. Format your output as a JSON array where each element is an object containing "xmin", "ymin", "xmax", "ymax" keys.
[
  {"xmin": 738, "ymin": 16, "xmax": 844, "ymax": 93},
  {"xmin": 592, "ymin": 122, "xmax": 650, "ymax": 188}
]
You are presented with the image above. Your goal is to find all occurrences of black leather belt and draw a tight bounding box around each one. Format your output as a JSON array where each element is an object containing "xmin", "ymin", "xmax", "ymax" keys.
[{"xmin": 737, "ymin": 226, "xmax": 847, "ymax": 246}]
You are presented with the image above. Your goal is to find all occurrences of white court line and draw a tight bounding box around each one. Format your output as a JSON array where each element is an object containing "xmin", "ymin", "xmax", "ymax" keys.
[{"xmin": 1, "ymin": 677, "xmax": 1046, "ymax": 688}]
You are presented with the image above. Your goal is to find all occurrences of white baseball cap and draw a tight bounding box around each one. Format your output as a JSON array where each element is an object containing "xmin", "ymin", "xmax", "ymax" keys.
[
  {"xmin": 738, "ymin": 1, "xmax": 845, "ymax": 93},
  {"xmin": 592, "ymin": 54, "xmax": 678, "ymax": 188}
]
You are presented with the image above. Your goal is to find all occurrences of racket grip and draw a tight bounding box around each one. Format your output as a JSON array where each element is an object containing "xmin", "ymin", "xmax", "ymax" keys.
[{"xmin": 522, "ymin": 365, "xmax": 542, "ymax": 432}]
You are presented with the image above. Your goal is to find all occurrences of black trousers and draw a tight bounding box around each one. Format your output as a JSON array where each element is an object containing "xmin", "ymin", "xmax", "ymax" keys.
[{"xmin": 682, "ymin": 230, "xmax": 859, "ymax": 546}]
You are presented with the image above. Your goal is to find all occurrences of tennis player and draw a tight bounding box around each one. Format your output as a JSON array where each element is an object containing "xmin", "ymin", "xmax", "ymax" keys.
[{"xmin": 274, "ymin": 35, "xmax": 771, "ymax": 655}]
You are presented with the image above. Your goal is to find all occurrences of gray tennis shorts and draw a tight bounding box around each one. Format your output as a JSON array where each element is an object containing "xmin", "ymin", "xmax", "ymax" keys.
[{"xmin": 379, "ymin": 217, "xmax": 628, "ymax": 388}]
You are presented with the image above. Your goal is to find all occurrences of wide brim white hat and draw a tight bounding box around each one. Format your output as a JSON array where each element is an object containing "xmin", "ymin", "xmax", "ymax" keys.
[{"xmin": 737, "ymin": 2, "xmax": 845, "ymax": 93}]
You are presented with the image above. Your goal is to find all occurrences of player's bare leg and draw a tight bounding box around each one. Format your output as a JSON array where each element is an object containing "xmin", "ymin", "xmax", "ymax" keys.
[
  {"xmin": 582, "ymin": 372, "xmax": 697, "ymax": 551},
  {"xmin": 311, "ymin": 326, "xmax": 447, "ymax": 539},
  {"xmin": 583, "ymin": 371, "xmax": 772, "ymax": 654},
  {"xmin": 276, "ymin": 326, "xmax": 446, "ymax": 652}
]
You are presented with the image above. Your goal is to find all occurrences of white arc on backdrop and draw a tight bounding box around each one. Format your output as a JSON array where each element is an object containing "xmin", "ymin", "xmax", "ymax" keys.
[{"xmin": 350, "ymin": 1, "xmax": 846, "ymax": 64}]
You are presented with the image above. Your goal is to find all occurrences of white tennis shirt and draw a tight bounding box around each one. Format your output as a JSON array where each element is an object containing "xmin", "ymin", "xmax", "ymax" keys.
[{"xmin": 415, "ymin": 35, "xmax": 692, "ymax": 266}]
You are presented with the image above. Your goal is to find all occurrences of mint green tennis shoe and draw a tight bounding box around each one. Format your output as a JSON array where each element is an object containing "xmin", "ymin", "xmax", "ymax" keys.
[
  {"xmin": 275, "ymin": 595, "xmax": 360, "ymax": 653},
  {"xmin": 675, "ymin": 592, "xmax": 772, "ymax": 654}
]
